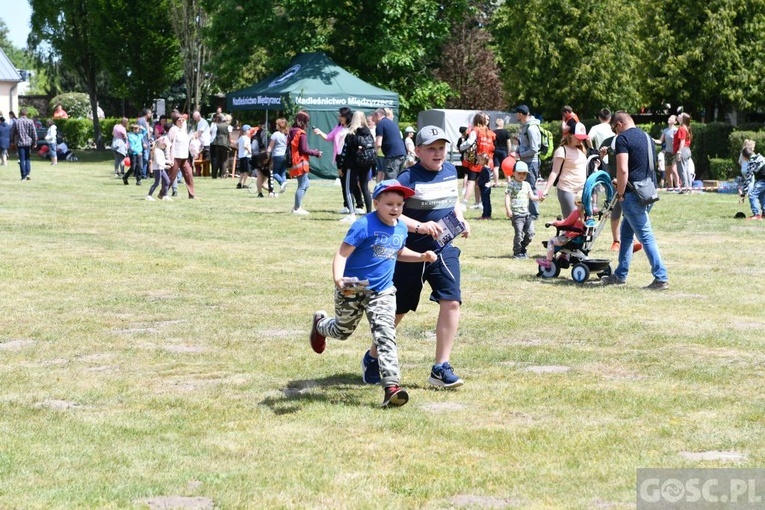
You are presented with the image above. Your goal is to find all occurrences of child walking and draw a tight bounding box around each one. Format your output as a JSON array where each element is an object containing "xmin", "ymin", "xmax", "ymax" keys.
[
  {"xmin": 236, "ymin": 124, "xmax": 252, "ymax": 189},
  {"xmin": 124, "ymin": 123, "xmax": 146, "ymax": 185},
  {"xmin": 146, "ymin": 137, "xmax": 171, "ymax": 201},
  {"xmin": 505, "ymin": 161, "xmax": 542, "ymax": 258},
  {"xmin": 476, "ymin": 153, "xmax": 494, "ymax": 219},
  {"xmin": 309, "ymin": 180, "xmax": 437, "ymax": 408}
]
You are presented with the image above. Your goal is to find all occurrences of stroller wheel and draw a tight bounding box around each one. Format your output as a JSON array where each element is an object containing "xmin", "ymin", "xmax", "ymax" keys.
[
  {"xmin": 571, "ymin": 263, "xmax": 591, "ymax": 283},
  {"xmin": 538, "ymin": 259, "xmax": 561, "ymax": 279}
]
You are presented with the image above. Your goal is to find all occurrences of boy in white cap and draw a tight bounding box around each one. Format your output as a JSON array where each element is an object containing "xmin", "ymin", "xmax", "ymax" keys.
[
  {"xmin": 310, "ymin": 180, "xmax": 437, "ymax": 408},
  {"xmin": 505, "ymin": 161, "xmax": 544, "ymax": 258},
  {"xmin": 362, "ymin": 125, "xmax": 471, "ymax": 390}
]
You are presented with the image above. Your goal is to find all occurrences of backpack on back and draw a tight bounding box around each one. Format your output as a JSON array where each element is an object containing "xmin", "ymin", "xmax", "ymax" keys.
[
  {"xmin": 538, "ymin": 125, "xmax": 554, "ymax": 161},
  {"xmin": 354, "ymin": 132, "xmax": 376, "ymax": 167}
]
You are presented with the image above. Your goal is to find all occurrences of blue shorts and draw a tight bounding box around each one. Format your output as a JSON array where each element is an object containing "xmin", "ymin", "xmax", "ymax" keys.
[{"xmin": 394, "ymin": 244, "xmax": 462, "ymax": 313}]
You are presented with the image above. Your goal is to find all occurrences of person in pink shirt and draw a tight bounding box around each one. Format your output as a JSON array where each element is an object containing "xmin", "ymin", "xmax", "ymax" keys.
[
  {"xmin": 314, "ymin": 107, "xmax": 363, "ymax": 214},
  {"xmin": 112, "ymin": 117, "xmax": 129, "ymax": 178}
]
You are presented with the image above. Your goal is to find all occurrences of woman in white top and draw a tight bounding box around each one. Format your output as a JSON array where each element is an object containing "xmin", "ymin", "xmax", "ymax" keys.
[
  {"xmin": 163, "ymin": 112, "xmax": 196, "ymax": 199},
  {"xmin": 542, "ymin": 122, "xmax": 588, "ymax": 219},
  {"xmin": 404, "ymin": 126, "xmax": 416, "ymax": 167},
  {"xmin": 45, "ymin": 119, "xmax": 58, "ymax": 166}
]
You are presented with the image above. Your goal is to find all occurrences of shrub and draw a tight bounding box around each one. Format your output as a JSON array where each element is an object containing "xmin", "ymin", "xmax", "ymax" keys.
[
  {"xmin": 708, "ymin": 158, "xmax": 738, "ymax": 181},
  {"xmin": 50, "ymin": 93, "xmax": 92, "ymax": 119},
  {"xmin": 54, "ymin": 118, "xmax": 94, "ymax": 149},
  {"xmin": 24, "ymin": 106, "xmax": 40, "ymax": 118}
]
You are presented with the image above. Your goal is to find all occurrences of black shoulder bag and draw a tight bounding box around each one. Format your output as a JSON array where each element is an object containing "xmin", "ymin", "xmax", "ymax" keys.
[{"xmin": 627, "ymin": 132, "xmax": 660, "ymax": 206}]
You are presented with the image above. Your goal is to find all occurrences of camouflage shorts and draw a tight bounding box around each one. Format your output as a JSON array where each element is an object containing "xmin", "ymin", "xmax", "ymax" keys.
[{"xmin": 317, "ymin": 287, "xmax": 400, "ymax": 386}]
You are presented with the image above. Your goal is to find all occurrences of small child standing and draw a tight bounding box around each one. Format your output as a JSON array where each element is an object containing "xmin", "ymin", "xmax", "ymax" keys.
[
  {"xmin": 146, "ymin": 137, "xmax": 171, "ymax": 201},
  {"xmin": 505, "ymin": 161, "xmax": 542, "ymax": 258},
  {"xmin": 236, "ymin": 124, "xmax": 252, "ymax": 189},
  {"xmin": 124, "ymin": 123, "xmax": 146, "ymax": 185},
  {"xmin": 536, "ymin": 201, "xmax": 586, "ymax": 269},
  {"xmin": 476, "ymin": 153, "xmax": 493, "ymax": 219},
  {"xmin": 309, "ymin": 180, "xmax": 437, "ymax": 408}
]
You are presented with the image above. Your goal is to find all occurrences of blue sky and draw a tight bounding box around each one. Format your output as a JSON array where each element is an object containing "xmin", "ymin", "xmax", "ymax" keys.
[{"xmin": 1, "ymin": 0, "xmax": 32, "ymax": 49}]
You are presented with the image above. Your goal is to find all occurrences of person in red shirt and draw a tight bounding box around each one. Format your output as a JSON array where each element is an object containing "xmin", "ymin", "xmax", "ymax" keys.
[
  {"xmin": 673, "ymin": 113, "xmax": 693, "ymax": 193},
  {"xmin": 458, "ymin": 112, "xmax": 495, "ymax": 211}
]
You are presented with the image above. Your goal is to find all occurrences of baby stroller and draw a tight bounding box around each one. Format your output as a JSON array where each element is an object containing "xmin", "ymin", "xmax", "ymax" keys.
[{"xmin": 537, "ymin": 170, "xmax": 617, "ymax": 283}]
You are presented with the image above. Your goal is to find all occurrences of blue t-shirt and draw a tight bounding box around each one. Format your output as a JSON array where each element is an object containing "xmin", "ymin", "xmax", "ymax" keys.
[
  {"xmin": 615, "ymin": 127, "xmax": 655, "ymax": 184},
  {"xmin": 343, "ymin": 212, "xmax": 408, "ymax": 293},
  {"xmin": 396, "ymin": 161, "xmax": 460, "ymax": 252},
  {"xmin": 376, "ymin": 117, "xmax": 406, "ymax": 158}
]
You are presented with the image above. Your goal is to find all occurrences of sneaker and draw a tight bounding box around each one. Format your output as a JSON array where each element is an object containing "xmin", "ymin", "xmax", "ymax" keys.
[
  {"xmin": 236, "ymin": 183, "xmax": 242, "ymax": 189},
  {"xmin": 145, "ymin": 195, "xmax": 155, "ymax": 201},
  {"xmin": 632, "ymin": 241, "xmax": 643, "ymax": 253},
  {"xmin": 381, "ymin": 385, "xmax": 409, "ymax": 408},
  {"xmin": 428, "ymin": 362, "xmax": 464, "ymax": 389},
  {"xmin": 25, "ymin": 176, "xmax": 31, "ymax": 181},
  {"xmin": 536, "ymin": 258, "xmax": 551, "ymax": 268},
  {"xmin": 513, "ymin": 253, "xmax": 528, "ymax": 259},
  {"xmin": 644, "ymin": 279, "xmax": 669, "ymax": 290},
  {"xmin": 136, "ymin": 180, "xmax": 142, "ymax": 186},
  {"xmin": 470, "ymin": 203, "xmax": 483, "ymax": 210},
  {"xmin": 339, "ymin": 215, "xmax": 356, "ymax": 223},
  {"xmin": 610, "ymin": 241, "xmax": 620, "ymax": 251},
  {"xmin": 747, "ymin": 214, "xmax": 763, "ymax": 221},
  {"xmin": 338, "ymin": 207, "xmax": 351, "ymax": 214},
  {"xmin": 355, "ymin": 208, "xmax": 365, "ymax": 215},
  {"xmin": 601, "ymin": 274, "xmax": 626, "ymax": 286},
  {"xmin": 162, "ymin": 196, "xmax": 173, "ymax": 201},
  {"xmin": 309, "ymin": 311, "xmax": 327, "ymax": 354},
  {"xmin": 292, "ymin": 208, "xmax": 310, "ymax": 215},
  {"xmin": 269, "ymin": 192, "xmax": 278, "ymax": 198},
  {"xmin": 123, "ymin": 178, "xmax": 129, "ymax": 185},
  {"xmin": 172, "ymin": 191, "xmax": 178, "ymax": 197},
  {"xmin": 280, "ymin": 182, "xmax": 288, "ymax": 193},
  {"xmin": 362, "ymin": 350, "xmax": 381, "ymax": 384}
]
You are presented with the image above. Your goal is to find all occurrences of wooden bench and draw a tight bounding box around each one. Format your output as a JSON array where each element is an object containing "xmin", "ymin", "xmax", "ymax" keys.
[{"xmin": 193, "ymin": 158, "xmax": 210, "ymax": 177}]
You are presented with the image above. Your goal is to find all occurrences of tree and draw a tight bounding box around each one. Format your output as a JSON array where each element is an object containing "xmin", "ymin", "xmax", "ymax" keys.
[
  {"xmin": 167, "ymin": 0, "xmax": 211, "ymax": 112},
  {"xmin": 28, "ymin": 0, "xmax": 106, "ymax": 148},
  {"xmin": 203, "ymin": 0, "xmax": 468, "ymax": 118},
  {"xmin": 492, "ymin": 0, "xmax": 648, "ymax": 120},
  {"xmin": 644, "ymin": 0, "xmax": 765, "ymax": 122},
  {"xmin": 91, "ymin": 0, "xmax": 183, "ymax": 110},
  {"xmin": 434, "ymin": 13, "xmax": 506, "ymax": 110}
]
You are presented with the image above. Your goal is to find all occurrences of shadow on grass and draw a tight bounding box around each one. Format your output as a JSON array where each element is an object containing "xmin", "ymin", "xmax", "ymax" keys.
[{"xmin": 260, "ymin": 372, "xmax": 373, "ymax": 414}]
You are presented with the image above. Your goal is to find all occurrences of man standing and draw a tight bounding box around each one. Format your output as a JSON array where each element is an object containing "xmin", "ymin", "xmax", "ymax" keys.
[
  {"xmin": 10, "ymin": 108, "xmax": 37, "ymax": 181},
  {"xmin": 192, "ymin": 111, "xmax": 211, "ymax": 165},
  {"xmin": 361, "ymin": 125, "xmax": 471, "ymax": 389},
  {"xmin": 513, "ymin": 105, "xmax": 541, "ymax": 218},
  {"xmin": 602, "ymin": 111, "xmax": 668, "ymax": 290},
  {"xmin": 373, "ymin": 108, "xmax": 406, "ymax": 182},
  {"xmin": 137, "ymin": 109, "xmax": 153, "ymax": 180}
]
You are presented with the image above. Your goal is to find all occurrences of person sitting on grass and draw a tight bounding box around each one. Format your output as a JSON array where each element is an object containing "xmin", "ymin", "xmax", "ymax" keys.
[{"xmin": 309, "ymin": 180, "xmax": 437, "ymax": 408}]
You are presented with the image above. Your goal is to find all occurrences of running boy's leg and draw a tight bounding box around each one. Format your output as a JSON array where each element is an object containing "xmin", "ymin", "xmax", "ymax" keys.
[
  {"xmin": 364, "ymin": 290, "xmax": 399, "ymax": 387},
  {"xmin": 316, "ymin": 290, "xmax": 365, "ymax": 341}
]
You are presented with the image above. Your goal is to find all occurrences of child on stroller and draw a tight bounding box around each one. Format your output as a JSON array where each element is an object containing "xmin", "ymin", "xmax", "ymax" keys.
[{"xmin": 536, "ymin": 201, "xmax": 586, "ymax": 269}]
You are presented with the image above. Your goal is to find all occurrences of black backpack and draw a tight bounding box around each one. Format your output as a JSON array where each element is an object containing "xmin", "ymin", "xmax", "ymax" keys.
[{"xmin": 354, "ymin": 133, "xmax": 376, "ymax": 167}]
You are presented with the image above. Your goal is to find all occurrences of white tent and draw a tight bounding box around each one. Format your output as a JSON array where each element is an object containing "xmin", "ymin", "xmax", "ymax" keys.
[{"xmin": 417, "ymin": 109, "xmax": 516, "ymax": 159}]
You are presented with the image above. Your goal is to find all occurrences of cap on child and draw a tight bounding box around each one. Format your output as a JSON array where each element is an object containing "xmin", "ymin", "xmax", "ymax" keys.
[
  {"xmin": 373, "ymin": 179, "xmax": 415, "ymax": 199},
  {"xmin": 514, "ymin": 161, "xmax": 529, "ymax": 173},
  {"xmin": 415, "ymin": 125, "xmax": 450, "ymax": 146}
]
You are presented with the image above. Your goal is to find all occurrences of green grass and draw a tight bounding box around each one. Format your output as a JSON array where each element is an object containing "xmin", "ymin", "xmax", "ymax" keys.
[{"xmin": 1, "ymin": 152, "xmax": 764, "ymax": 509}]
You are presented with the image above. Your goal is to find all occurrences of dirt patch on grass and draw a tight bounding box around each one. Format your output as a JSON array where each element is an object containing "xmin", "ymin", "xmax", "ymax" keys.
[
  {"xmin": 523, "ymin": 365, "xmax": 571, "ymax": 374},
  {"xmin": 420, "ymin": 402, "xmax": 466, "ymax": 412},
  {"xmin": 34, "ymin": 399, "xmax": 81, "ymax": 411},
  {"xmin": 135, "ymin": 496, "xmax": 214, "ymax": 509},
  {"xmin": 162, "ymin": 344, "xmax": 207, "ymax": 354},
  {"xmin": 116, "ymin": 327, "xmax": 160, "ymax": 335},
  {"xmin": 0, "ymin": 339, "xmax": 36, "ymax": 350},
  {"xmin": 680, "ymin": 450, "xmax": 747, "ymax": 462},
  {"xmin": 450, "ymin": 494, "xmax": 521, "ymax": 508}
]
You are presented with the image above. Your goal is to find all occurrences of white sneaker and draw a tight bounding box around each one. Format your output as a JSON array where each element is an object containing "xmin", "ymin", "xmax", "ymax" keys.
[
  {"xmin": 162, "ymin": 196, "xmax": 173, "ymax": 201},
  {"xmin": 145, "ymin": 195, "xmax": 155, "ymax": 201},
  {"xmin": 269, "ymin": 192, "xmax": 278, "ymax": 198},
  {"xmin": 470, "ymin": 203, "xmax": 483, "ymax": 210},
  {"xmin": 338, "ymin": 207, "xmax": 350, "ymax": 214},
  {"xmin": 280, "ymin": 182, "xmax": 288, "ymax": 193},
  {"xmin": 292, "ymin": 208, "xmax": 310, "ymax": 215},
  {"xmin": 339, "ymin": 215, "xmax": 356, "ymax": 223},
  {"xmin": 355, "ymin": 208, "xmax": 365, "ymax": 214}
]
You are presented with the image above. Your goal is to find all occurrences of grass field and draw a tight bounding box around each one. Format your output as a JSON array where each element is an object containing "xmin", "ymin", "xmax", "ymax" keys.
[{"xmin": 1, "ymin": 152, "xmax": 764, "ymax": 509}]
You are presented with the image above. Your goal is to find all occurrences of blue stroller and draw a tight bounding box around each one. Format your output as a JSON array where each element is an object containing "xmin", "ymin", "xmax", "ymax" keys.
[{"xmin": 537, "ymin": 170, "xmax": 616, "ymax": 283}]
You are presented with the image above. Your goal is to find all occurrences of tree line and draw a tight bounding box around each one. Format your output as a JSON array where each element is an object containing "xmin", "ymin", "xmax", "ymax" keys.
[{"xmin": 12, "ymin": 0, "xmax": 765, "ymax": 151}]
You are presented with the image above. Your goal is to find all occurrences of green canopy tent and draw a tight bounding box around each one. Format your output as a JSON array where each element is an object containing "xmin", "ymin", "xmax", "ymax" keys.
[{"xmin": 226, "ymin": 52, "xmax": 400, "ymax": 179}]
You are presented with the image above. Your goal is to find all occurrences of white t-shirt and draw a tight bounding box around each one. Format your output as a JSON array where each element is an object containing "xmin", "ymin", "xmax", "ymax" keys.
[
  {"xmin": 588, "ymin": 122, "xmax": 615, "ymax": 150},
  {"xmin": 196, "ymin": 118, "xmax": 211, "ymax": 147},
  {"xmin": 167, "ymin": 125, "xmax": 190, "ymax": 159},
  {"xmin": 237, "ymin": 135, "xmax": 251, "ymax": 159}
]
